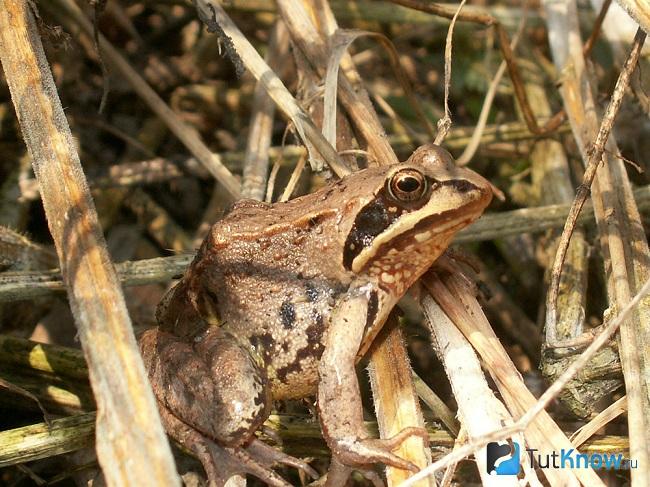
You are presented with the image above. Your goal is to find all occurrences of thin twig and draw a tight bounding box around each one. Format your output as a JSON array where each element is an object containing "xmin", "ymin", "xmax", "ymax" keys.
[{"xmin": 434, "ymin": 0, "xmax": 466, "ymax": 144}]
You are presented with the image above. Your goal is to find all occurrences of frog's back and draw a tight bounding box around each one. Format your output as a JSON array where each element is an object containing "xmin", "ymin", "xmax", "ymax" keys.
[{"xmin": 197, "ymin": 199, "xmax": 357, "ymax": 399}]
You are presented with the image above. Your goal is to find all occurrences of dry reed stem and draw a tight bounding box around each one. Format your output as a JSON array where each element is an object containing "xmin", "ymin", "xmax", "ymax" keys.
[
  {"xmin": 368, "ymin": 318, "xmax": 433, "ymax": 487},
  {"xmin": 193, "ymin": 0, "xmax": 350, "ymax": 177},
  {"xmin": 0, "ymin": 1, "xmax": 179, "ymax": 485},
  {"xmin": 544, "ymin": 0, "xmax": 650, "ymax": 481},
  {"xmin": 571, "ymin": 396, "xmax": 627, "ymax": 448},
  {"xmin": 615, "ymin": 0, "xmax": 650, "ymax": 34},
  {"xmin": 276, "ymin": 0, "xmax": 399, "ymax": 166},
  {"xmin": 421, "ymin": 293, "xmax": 520, "ymax": 487}
]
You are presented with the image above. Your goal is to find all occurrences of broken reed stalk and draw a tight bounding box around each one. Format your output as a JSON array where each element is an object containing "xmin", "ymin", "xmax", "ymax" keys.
[
  {"xmin": 420, "ymin": 293, "xmax": 521, "ymax": 486},
  {"xmin": 0, "ymin": 1, "xmax": 179, "ymax": 485}
]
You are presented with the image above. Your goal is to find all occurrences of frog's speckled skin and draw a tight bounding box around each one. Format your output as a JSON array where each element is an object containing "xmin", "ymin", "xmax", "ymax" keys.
[{"xmin": 139, "ymin": 144, "xmax": 492, "ymax": 486}]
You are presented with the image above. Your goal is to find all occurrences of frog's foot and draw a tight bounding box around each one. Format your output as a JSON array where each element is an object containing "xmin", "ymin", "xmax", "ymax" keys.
[
  {"xmin": 322, "ymin": 458, "xmax": 384, "ymax": 487},
  {"xmin": 160, "ymin": 404, "xmax": 316, "ymax": 487},
  {"xmin": 324, "ymin": 427, "xmax": 428, "ymax": 487},
  {"xmin": 247, "ymin": 438, "xmax": 319, "ymax": 480}
]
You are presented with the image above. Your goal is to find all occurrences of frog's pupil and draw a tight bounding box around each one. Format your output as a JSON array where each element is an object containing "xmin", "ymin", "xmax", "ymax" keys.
[{"xmin": 397, "ymin": 176, "xmax": 420, "ymax": 193}]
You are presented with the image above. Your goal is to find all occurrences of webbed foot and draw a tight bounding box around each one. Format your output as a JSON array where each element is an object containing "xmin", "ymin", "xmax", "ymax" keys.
[{"xmin": 324, "ymin": 427, "xmax": 428, "ymax": 487}]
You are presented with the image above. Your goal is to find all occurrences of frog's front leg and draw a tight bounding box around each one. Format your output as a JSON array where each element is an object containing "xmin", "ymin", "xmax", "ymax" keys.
[
  {"xmin": 139, "ymin": 325, "xmax": 317, "ymax": 486},
  {"xmin": 317, "ymin": 283, "xmax": 427, "ymax": 484}
]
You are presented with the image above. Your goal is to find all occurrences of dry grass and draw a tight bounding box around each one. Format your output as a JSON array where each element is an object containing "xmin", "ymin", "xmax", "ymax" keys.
[{"xmin": 0, "ymin": 0, "xmax": 649, "ymax": 486}]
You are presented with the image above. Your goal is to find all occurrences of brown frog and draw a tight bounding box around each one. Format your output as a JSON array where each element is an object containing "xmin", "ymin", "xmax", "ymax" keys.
[{"xmin": 139, "ymin": 144, "xmax": 492, "ymax": 486}]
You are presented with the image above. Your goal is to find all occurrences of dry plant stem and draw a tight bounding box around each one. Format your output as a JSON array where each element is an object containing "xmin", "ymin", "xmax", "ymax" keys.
[
  {"xmin": 434, "ymin": 0, "xmax": 466, "ymax": 144},
  {"xmin": 0, "ymin": 254, "xmax": 192, "ymax": 302},
  {"xmin": 323, "ymin": 30, "xmax": 435, "ymax": 148},
  {"xmin": 571, "ymin": 396, "xmax": 627, "ymax": 448},
  {"xmin": 225, "ymin": 0, "xmax": 532, "ymax": 29},
  {"xmin": 420, "ymin": 266, "xmax": 604, "ymax": 486},
  {"xmin": 0, "ymin": 411, "xmax": 453, "ymax": 470},
  {"xmin": 524, "ymin": 53, "xmax": 590, "ymax": 356},
  {"xmin": 0, "ymin": 368, "xmax": 94, "ymax": 414},
  {"xmin": 615, "ymin": 0, "xmax": 650, "ymax": 34},
  {"xmin": 457, "ymin": 184, "xmax": 650, "ymax": 242},
  {"xmin": 544, "ymin": 2, "xmax": 650, "ymax": 478},
  {"xmin": 0, "ymin": 413, "xmax": 96, "ymax": 468},
  {"xmin": 368, "ymin": 318, "xmax": 432, "ymax": 487},
  {"xmin": 583, "ymin": 0, "xmax": 613, "ymax": 57},
  {"xmin": 0, "ymin": 378, "xmax": 51, "ymax": 424},
  {"xmin": 276, "ymin": 0, "xmax": 399, "ymax": 166},
  {"xmin": 193, "ymin": 0, "xmax": 350, "ymax": 177},
  {"xmin": 412, "ymin": 374, "xmax": 459, "ymax": 437},
  {"xmin": 0, "ymin": 335, "xmax": 87, "ymax": 379},
  {"xmin": 0, "ymin": 2, "xmax": 180, "ymax": 486},
  {"xmin": 421, "ymin": 293, "xmax": 519, "ymax": 486},
  {"xmin": 43, "ymin": 0, "xmax": 241, "ymax": 200},
  {"xmin": 546, "ymin": 28, "xmax": 646, "ymax": 335},
  {"xmin": 388, "ymin": 0, "xmax": 565, "ymax": 136},
  {"xmin": 0, "ymin": 225, "xmax": 56, "ymax": 270},
  {"xmin": 241, "ymin": 21, "xmax": 288, "ymax": 201},
  {"xmin": 279, "ymin": 153, "xmax": 307, "ymax": 203}
]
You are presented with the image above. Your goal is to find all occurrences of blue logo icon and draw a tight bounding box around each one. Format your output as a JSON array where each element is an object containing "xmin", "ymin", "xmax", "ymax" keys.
[{"xmin": 487, "ymin": 441, "xmax": 521, "ymax": 475}]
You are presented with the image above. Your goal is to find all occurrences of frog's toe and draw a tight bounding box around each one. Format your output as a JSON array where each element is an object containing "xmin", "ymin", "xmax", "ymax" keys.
[
  {"xmin": 322, "ymin": 458, "xmax": 384, "ymax": 487},
  {"xmin": 323, "ymin": 426, "xmax": 428, "ymax": 486},
  {"xmin": 209, "ymin": 443, "xmax": 294, "ymax": 487},
  {"xmin": 248, "ymin": 438, "xmax": 319, "ymax": 480},
  {"xmin": 332, "ymin": 428, "xmax": 426, "ymax": 472}
]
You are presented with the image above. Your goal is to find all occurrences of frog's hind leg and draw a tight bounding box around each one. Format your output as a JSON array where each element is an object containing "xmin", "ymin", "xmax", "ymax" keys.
[
  {"xmin": 157, "ymin": 403, "xmax": 298, "ymax": 487},
  {"xmin": 140, "ymin": 327, "xmax": 317, "ymax": 485}
]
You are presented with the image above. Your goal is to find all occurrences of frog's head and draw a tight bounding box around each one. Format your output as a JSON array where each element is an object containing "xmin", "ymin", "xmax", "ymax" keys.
[{"xmin": 342, "ymin": 144, "xmax": 492, "ymax": 294}]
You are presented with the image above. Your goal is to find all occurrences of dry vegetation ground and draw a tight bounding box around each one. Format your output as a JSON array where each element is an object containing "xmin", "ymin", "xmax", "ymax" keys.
[{"xmin": 0, "ymin": 0, "xmax": 649, "ymax": 485}]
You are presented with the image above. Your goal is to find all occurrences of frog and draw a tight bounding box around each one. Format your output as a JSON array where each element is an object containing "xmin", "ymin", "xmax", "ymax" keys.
[{"xmin": 139, "ymin": 144, "xmax": 493, "ymax": 486}]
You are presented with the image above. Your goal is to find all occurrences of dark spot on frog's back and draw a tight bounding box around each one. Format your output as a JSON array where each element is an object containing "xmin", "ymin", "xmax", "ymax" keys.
[
  {"xmin": 305, "ymin": 282, "xmax": 319, "ymax": 302},
  {"xmin": 276, "ymin": 323, "xmax": 325, "ymax": 382},
  {"xmin": 280, "ymin": 300, "xmax": 296, "ymax": 329}
]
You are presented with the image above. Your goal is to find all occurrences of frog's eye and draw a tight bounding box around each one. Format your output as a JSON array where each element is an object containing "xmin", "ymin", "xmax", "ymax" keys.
[{"xmin": 388, "ymin": 169, "xmax": 428, "ymax": 202}]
